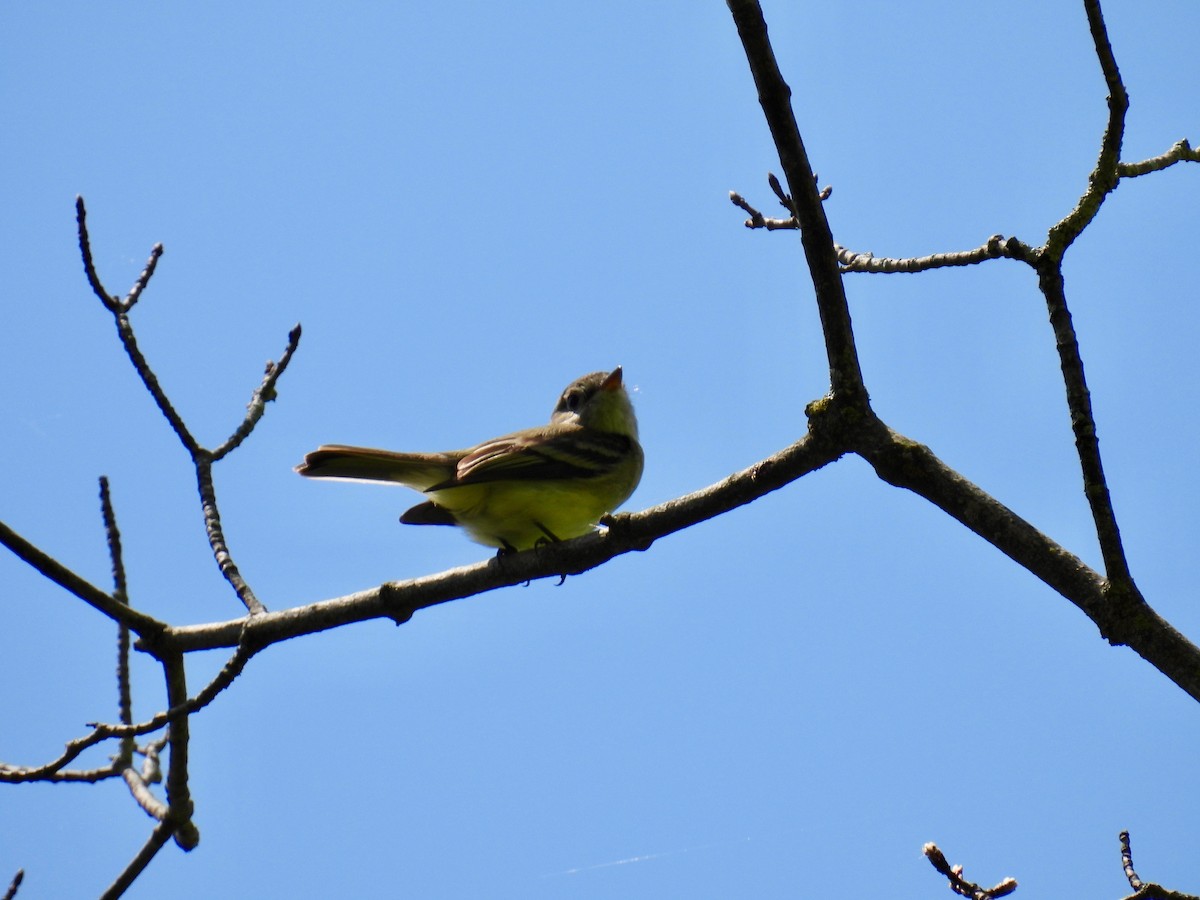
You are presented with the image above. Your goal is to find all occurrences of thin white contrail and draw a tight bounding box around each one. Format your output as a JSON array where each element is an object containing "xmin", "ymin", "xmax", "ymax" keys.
[{"xmin": 541, "ymin": 837, "xmax": 751, "ymax": 878}]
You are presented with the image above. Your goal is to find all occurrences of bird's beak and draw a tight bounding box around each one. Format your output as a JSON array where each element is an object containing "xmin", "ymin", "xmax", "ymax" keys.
[{"xmin": 602, "ymin": 367, "xmax": 624, "ymax": 391}]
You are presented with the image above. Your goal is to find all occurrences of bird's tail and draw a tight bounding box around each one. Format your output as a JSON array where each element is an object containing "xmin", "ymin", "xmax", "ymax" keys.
[{"xmin": 295, "ymin": 445, "xmax": 456, "ymax": 491}]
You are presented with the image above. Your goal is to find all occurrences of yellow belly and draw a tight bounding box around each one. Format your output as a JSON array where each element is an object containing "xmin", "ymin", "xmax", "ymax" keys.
[{"xmin": 426, "ymin": 471, "xmax": 637, "ymax": 551}]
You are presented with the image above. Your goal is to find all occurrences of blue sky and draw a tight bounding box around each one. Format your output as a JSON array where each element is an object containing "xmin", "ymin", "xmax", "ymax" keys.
[{"xmin": 2, "ymin": 2, "xmax": 1199, "ymax": 897}]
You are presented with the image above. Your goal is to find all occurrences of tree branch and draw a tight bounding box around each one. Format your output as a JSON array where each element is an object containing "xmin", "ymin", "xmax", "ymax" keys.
[
  {"xmin": 1118, "ymin": 138, "xmax": 1199, "ymax": 177},
  {"xmin": 74, "ymin": 197, "xmax": 292, "ymax": 615},
  {"xmin": 111, "ymin": 312, "xmax": 201, "ymax": 453},
  {"xmin": 155, "ymin": 652, "xmax": 199, "ymax": 850},
  {"xmin": 212, "ymin": 323, "xmax": 303, "ymax": 461},
  {"xmin": 724, "ymin": 0, "xmax": 1176, "ymax": 667},
  {"xmin": 1118, "ymin": 830, "xmax": 1200, "ymax": 900},
  {"xmin": 1044, "ymin": 0, "xmax": 1128, "ymax": 259},
  {"xmin": 99, "ymin": 477, "xmax": 135, "ymax": 768},
  {"xmin": 0, "ymin": 519, "xmax": 166, "ymax": 637},
  {"xmin": 923, "ymin": 842, "xmax": 1018, "ymax": 899},
  {"xmin": 726, "ymin": 0, "xmax": 867, "ymax": 403},
  {"xmin": 2, "ymin": 870, "xmax": 23, "ymax": 900},
  {"xmin": 836, "ymin": 234, "xmax": 1036, "ymax": 273},
  {"xmin": 166, "ymin": 431, "xmax": 844, "ymax": 652},
  {"xmin": 728, "ymin": 188, "xmax": 1039, "ymax": 273},
  {"xmin": 195, "ymin": 454, "xmax": 267, "ymax": 615},
  {"xmin": 99, "ymin": 821, "xmax": 173, "ymax": 900},
  {"xmin": 0, "ymin": 640, "xmax": 255, "ymax": 784},
  {"xmin": 1035, "ymin": 263, "xmax": 1132, "ymax": 585}
]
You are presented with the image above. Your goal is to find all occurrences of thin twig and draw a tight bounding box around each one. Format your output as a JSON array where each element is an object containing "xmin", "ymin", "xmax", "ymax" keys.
[
  {"xmin": 2, "ymin": 869, "xmax": 23, "ymax": 900},
  {"xmin": 726, "ymin": 0, "xmax": 867, "ymax": 403},
  {"xmin": 212, "ymin": 323, "xmax": 303, "ymax": 460},
  {"xmin": 76, "ymin": 196, "xmax": 119, "ymax": 312},
  {"xmin": 160, "ymin": 652, "xmax": 199, "ymax": 851},
  {"xmin": 112, "ymin": 313, "xmax": 200, "ymax": 454},
  {"xmin": 98, "ymin": 821, "xmax": 173, "ymax": 900},
  {"xmin": 139, "ymin": 735, "xmax": 169, "ymax": 784},
  {"xmin": 0, "ymin": 519, "xmax": 165, "ymax": 636},
  {"xmin": 195, "ymin": 455, "xmax": 266, "ymax": 614},
  {"xmin": 1037, "ymin": 0, "xmax": 1135, "ymax": 586},
  {"xmin": 730, "ymin": 193, "xmax": 1040, "ymax": 271},
  {"xmin": 1044, "ymin": 0, "xmax": 1128, "ymax": 258},
  {"xmin": 923, "ymin": 843, "xmax": 1018, "ymax": 899},
  {"xmin": 729, "ymin": 172, "xmax": 830, "ymax": 230},
  {"xmin": 123, "ymin": 244, "xmax": 163, "ymax": 311},
  {"xmin": 836, "ymin": 235, "xmax": 1036, "ymax": 273},
  {"xmin": 0, "ymin": 760, "xmax": 122, "ymax": 784},
  {"xmin": 94, "ymin": 641, "xmax": 257, "ymax": 738},
  {"xmin": 729, "ymin": 190, "xmax": 797, "ymax": 230},
  {"xmin": 1117, "ymin": 830, "xmax": 1200, "ymax": 900},
  {"xmin": 100, "ymin": 477, "xmax": 136, "ymax": 769},
  {"xmin": 0, "ymin": 641, "xmax": 255, "ymax": 783},
  {"xmin": 1118, "ymin": 138, "xmax": 1200, "ymax": 177},
  {"xmin": 122, "ymin": 766, "xmax": 169, "ymax": 822},
  {"xmin": 1038, "ymin": 265, "xmax": 1133, "ymax": 585},
  {"xmin": 73, "ymin": 199, "xmax": 287, "ymax": 615},
  {"xmin": 0, "ymin": 727, "xmax": 138, "ymax": 783},
  {"xmin": 1120, "ymin": 830, "xmax": 1144, "ymax": 891},
  {"xmin": 76, "ymin": 198, "xmax": 196, "ymax": 451}
]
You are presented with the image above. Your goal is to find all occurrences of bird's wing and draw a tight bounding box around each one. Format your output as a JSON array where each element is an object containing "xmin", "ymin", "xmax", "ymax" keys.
[{"xmin": 428, "ymin": 427, "xmax": 634, "ymax": 490}]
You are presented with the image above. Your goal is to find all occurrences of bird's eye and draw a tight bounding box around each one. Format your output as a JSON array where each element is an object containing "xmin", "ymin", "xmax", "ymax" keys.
[{"xmin": 564, "ymin": 389, "xmax": 585, "ymax": 412}]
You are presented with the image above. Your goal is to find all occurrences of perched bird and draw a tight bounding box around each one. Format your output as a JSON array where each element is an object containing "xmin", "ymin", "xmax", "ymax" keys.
[{"xmin": 295, "ymin": 367, "xmax": 643, "ymax": 552}]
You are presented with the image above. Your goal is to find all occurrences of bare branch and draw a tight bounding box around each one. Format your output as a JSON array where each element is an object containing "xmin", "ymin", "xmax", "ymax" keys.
[
  {"xmin": 0, "ymin": 519, "xmax": 166, "ymax": 637},
  {"xmin": 72, "ymin": 201, "xmax": 298, "ymax": 616},
  {"xmin": 99, "ymin": 821, "xmax": 173, "ymax": 900},
  {"xmin": 1118, "ymin": 138, "xmax": 1200, "ymax": 177},
  {"xmin": 836, "ymin": 235, "xmax": 1037, "ymax": 273},
  {"xmin": 1, "ymin": 639, "xmax": 255, "ymax": 784},
  {"xmin": 139, "ymin": 735, "xmax": 168, "ymax": 784},
  {"xmin": 195, "ymin": 455, "xmax": 267, "ymax": 615},
  {"xmin": 75, "ymin": 196, "xmax": 119, "ymax": 312},
  {"xmin": 0, "ymin": 757, "xmax": 122, "ymax": 784},
  {"xmin": 166, "ymin": 430, "xmax": 843, "ymax": 651},
  {"xmin": 2, "ymin": 869, "xmax": 23, "ymax": 900},
  {"xmin": 1121, "ymin": 830, "xmax": 1144, "ymax": 891},
  {"xmin": 122, "ymin": 243, "xmax": 163, "ymax": 311},
  {"xmin": 92, "ymin": 641, "xmax": 257, "ymax": 739},
  {"xmin": 149, "ymin": 382, "xmax": 1200, "ymax": 701},
  {"xmin": 923, "ymin": 842, "xmax": 1018, "ymax": 899},
  {"xmin": 1118, "ymin": 831, "xmax": 1200, "ymax": 900},
  {"xmin": 726, "ymin": 0, "xmax": 867, "ymax": 403},
  {"xmin": 838, "ymin": 398, "xmax": 1200, "ymax": 701},
  {"xmin": 112, "ymin": 313, "xmax": 200, "ymax": 454},
  {"xmin": 99, "ymin": 477, "xmax": 130, "ymax": 621},
  {"xmin": 75, "ymin": 200, "xmax": 195, "ymax": 451},
  {"xmin": 730, "ymin": 194, "xmax": 1041, "ymax": 274},
  {"xmin": 1027, "ymin": 2, "xmax": 1137, "ymax": 589},
  {"xmin": 75, "ymin": 195, "xmax": 165, "ymax": 316},
  {"xmin": 212, "ymin": 323, "xmax": 303, "ymax": 461},
  {"xmin": 1036, "ymin": 264, "xmax": 1133, "ymax": 584},
  {"xmin": 122, "ymin": 766, "xmax": 169, "ymax": 822},
  {"xmin": 1044, "ymin": 0, "xmax": 1128, "ymax": 258},
  {"xmin": 160, "ymin": 652, "xmax": 199, "ymax": 851},
  {"xmin": 728, "ymin": 190, "xmax": 796, "ymax": 230},
  {"xmin": 99, "ymin": 478, "xmax": 136, "ymax": 770}
]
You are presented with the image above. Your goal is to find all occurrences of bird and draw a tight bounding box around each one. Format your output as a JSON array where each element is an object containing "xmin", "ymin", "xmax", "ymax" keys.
[{"xmin": 295, "ymin": 367, "xmax": 643, "ymax": 553}]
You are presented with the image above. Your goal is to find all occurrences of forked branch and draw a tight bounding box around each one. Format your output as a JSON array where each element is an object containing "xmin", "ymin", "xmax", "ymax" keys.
[
  {"xmin": 724, "ymin": 0, "xmax": 1200, "ymax": 700},
  {"xmin": 75, "ymin": 196, "xmax": 299, "ymax": 615}
]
